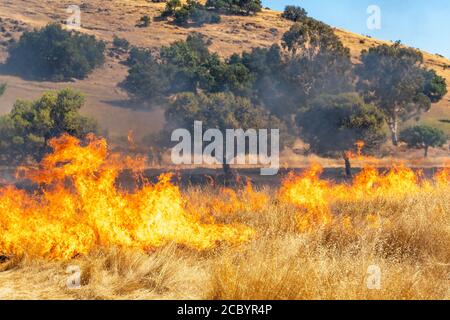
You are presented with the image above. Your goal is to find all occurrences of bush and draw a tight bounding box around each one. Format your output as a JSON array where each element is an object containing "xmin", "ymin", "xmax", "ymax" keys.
[
  {"xmin": 297, "ymin": 93, "xmax": 387, "ymax": 158},
  {"xmin": 281, "ymin": 5, "xmax": 308, "ymax": 22},
  {"xmin": 6, "ymin": 24, "xmax": 105, "ymax": 81},
  {"xmin": 136, "ymin": 15, "xmax": 151, "ymax": 27},
  {"xmin": 206, "ymin": 0, "xmax": 262, "ymax": 15},
  {"xmin": 165, "ymin": 0, "xmax": 221, "ymax": 26},
  {"xmin": 400, "ymin": 125, "xmax": 447, "ymax": 157},
  {"xmin": 112, "ymin": 35, "xmax": 130, "ymax": 50}
]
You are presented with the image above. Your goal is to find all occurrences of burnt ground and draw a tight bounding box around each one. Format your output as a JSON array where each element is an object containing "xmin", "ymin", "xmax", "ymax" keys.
[{"xmin": 1, "ymin": 166, "xmax": 447, "ymax": 192}]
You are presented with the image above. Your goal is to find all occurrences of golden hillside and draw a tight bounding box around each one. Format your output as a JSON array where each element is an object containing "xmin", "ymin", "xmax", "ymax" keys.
[{"xmin": 0, "ymin": 0, "xmax": 449, "ymax": 139}]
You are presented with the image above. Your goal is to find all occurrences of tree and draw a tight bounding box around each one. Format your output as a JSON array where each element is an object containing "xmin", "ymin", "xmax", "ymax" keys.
[
  {"xmin": 237, "ymin": 0, "xmax": 262, "ymax": 15},
  {"xmin": 206, "ymin": 0, "xmax": 262, "ymax": 15},
  {"xmin": 161, "ymin": 0, "xmax": 182, "ymax": 18},
  {"xmin": 282, "ymin": 5, "xmax": 308, "ymax": 22},
  {"xmin": 357, "ymin": 42, "xmax": 447, "ymax": 146},
  {"xmin": 123, "ymin": 33, "xmax": 254, "ymax": 100},
  {"xmin": 237, "ymin": 45, "xmax": 287, "ymax": 116},
  {"xmin": 297, "ymin": 93, "xmax": 386, "ymax": 178},
  {"xmin": 423, "ymin": 69, "xmax": 448, "ymax": 103},
  {"xmin": 281, "ymin": 19, "xmax": 354, "ymax": 114},
  {"xmin": 0, "ymin": 89, "xmax": 99, "ymax": 163},
  {"xmin": 400, "ymin": 125, "xmax": 446, "ymax": 157},
  {"xmin": 162, "ymin": 0, "xmax": 221, "ymax": 26},
  {"xmin": 165, "ymin": 91, "xmax": 284, "ymax": 179},
  {"xmin": 6, "ymin": 24, "xmax": 105, "ymax": 81},
  {"xmin": 123, "ymin": 48, "xmax": 171, "ymax": 102}
]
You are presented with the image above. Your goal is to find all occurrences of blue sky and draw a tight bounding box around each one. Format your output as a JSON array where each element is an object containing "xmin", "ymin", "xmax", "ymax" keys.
[{"xmin": 262, "ymin": 0, "xmax": 450, "ymax": 58}]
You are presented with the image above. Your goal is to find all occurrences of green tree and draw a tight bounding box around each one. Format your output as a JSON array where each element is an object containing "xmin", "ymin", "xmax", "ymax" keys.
[
  {"xmin": 400, "ymin": 125, "xmax": 447, "ymax": 157},
  {"xmin": 237, "ymin": 0, "xmax": 262, "ymax": 15},
  {"xmin": 297, "ymin": 93, "xmax": 386, "ymax": 178},
  {"xmin": 357, "ymin": 42, "xmax": 447, "ymax": 146},
  {"xmin": 123, "ymin": 48, "xmax": 171, "ymax": 102},
  {"xmin": 163, "ymin": 0, "xmax": 221, "ymax": 26},
  {"xmin": 206, "ymin": 0, "xmax": 262, "ymax": 15},
  {"xmin": 165, "ymin": 91, "xmax": 285, "ymax": 178},
  {"xmin": 6, "ymin": 24, "xmax": 105, "ymax": 81},
  {"xmin": 281, "ymin": 19, "xmax": 354, "ymax": 114},
  {"xmin": 123, "ymin": 33, "xmax": 253, "ymax": 100},
  {"xmin": 161, "ymin": 0, "xmax": 182, "ymax": 18},
  {"xmin": 282, "ymin": 5, "xmax": 308, "ymax": 22},
  {"xmin": 0, "ymin": 89, "xmax": 99, "ymax": 163}
]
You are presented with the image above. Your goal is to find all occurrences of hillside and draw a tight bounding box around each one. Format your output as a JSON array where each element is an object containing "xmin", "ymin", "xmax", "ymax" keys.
[{"xmin": 0, "ymin": 0, "xmax": 449, "ymax": 141}]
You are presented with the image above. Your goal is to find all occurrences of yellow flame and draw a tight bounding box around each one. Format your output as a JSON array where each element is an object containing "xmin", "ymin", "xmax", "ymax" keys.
[
  {"xmin": 0, "ymin": 135, "xmax": 254, "ymax": 260},
  {"xmin": 278, "ymin": 163, "xmax": 449, "ymax": 231}
]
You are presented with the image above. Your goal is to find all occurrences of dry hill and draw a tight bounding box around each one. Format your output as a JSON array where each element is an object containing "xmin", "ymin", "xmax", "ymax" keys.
[{"xmin": 0, "ymin": 0, "xmax": 449, "ymax": 141}]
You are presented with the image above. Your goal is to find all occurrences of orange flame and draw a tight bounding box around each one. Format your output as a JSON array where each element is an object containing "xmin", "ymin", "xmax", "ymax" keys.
[
  {"xmin": 279, "ymin": 163, "xmax": 449, "ymax": 231},
  {"xmin": 0, "ymin": 135, "xmax": 254, "ymax": 260}
]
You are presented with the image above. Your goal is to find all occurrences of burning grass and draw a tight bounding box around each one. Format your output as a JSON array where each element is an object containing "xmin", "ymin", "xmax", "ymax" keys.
[{"xmin": 0, "ymin": 135, "xmax": 449, "ymax": 299}]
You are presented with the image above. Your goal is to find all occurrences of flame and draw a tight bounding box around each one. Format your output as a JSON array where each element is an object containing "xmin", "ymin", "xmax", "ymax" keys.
[
  {"xmin": 279, "ymin": 163, "xmax": 449, "ymax": 231},
  {"xmin": 0, "ymin": 135, "xmax": 254, "ymax": 260},
  {"xmin": 205, "ymin": 182, "xmax": 269, "ymax": 215},
  {"xmin": 0, "ymin": 134, "xmax": 447, "ymax": 260}
]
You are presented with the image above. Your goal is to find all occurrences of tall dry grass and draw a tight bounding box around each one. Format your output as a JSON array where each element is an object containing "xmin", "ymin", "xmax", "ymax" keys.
[{"xmin": 0, "ymin": 183, "xmax": 449, "ymax": 300}]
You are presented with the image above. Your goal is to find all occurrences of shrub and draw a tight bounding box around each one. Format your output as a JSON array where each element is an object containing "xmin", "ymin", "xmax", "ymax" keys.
[
  {"xmin": 137, "ymin": 15, "xmax": 151, "ymax": 27},
  {"xmin": 206, "ymin": 0, "xmax": 262, "ymax": 15},
  {"xmin": 281, "ymin": 5, "xmax": 308, "ymax": 22},
  {"xmin": 165, "ymin": 0, "xmax": 221, "ymax": 26},
  {"xmin": 112, "ymin": 35, "xmax": 130, "ymax": 51},
  {"xmin": 6, "ymin": 24, "xmax": 105, "ymax": 81}
]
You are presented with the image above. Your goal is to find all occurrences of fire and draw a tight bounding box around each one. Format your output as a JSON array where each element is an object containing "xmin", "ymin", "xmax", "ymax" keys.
[
  {"xmin": 201, "ymin": 182, "xmax": 269, "ymax": 215},
  {"xmin": 279, "ymin": 163, "xmax": 449, "ymax": 231},
  {"xmin": 0, "ymin": 134, "xmax": 447, "ymax": 260},
  {"xmin": 0, "ymin": 135, "xmax": 254, "ymax": 260}
]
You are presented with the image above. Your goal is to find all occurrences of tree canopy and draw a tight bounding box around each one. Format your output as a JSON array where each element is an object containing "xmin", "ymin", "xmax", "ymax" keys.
[
  {"xmin": 205, "ymin": 0, "xmax": 262, "ymax": 15},
  {"xmin": 357, "ymin": 42, "xmax": 447, "ymax": 145},
  {"xmin": 297, "ymin": 92, "xmax": 386, "ymax": 159},
  {"xmin": 6, "ymin": 24, "xmax": 105, "ymax": 81},
  {"xmin": 400, "ymin": 124, "xmax": 447, "ymax": 157},
  {"xmin": 0, "ymin": 89, "xmax": 99, "ymax": 163},
  {"xmin": 281, "ymin": 5, "xmax": 308, "ymax": 22},
  {"xmin": 123, "ymin": 33, "xmax": 253, "ymax": 101}
]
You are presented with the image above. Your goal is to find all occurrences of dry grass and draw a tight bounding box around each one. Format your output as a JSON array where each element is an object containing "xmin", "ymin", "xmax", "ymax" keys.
[{"xmin": 1, "ymin": 182, "xmax": 449, "ymax": 300}]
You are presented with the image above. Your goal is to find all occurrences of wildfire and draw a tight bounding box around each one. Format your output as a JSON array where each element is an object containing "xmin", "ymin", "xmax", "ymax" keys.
[
  {"xmin": 278, "ymin": 163, "xmax": 449, "ymax": 231},
  {"xmin": 0, "ymin": 134, "xmax": 254, "ymax": 260},
  {"xmin": 0, "ymin": 134, "xmax": 447, "ymax": 260}
]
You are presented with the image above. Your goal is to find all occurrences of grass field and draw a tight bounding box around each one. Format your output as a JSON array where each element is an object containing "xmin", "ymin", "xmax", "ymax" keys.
[{"xmin": 0, "ymin": 176, "xmax": 448, "ymax": 299}]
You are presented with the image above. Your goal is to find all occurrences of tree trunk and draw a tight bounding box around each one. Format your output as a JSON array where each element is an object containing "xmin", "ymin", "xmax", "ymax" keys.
[
  {"xmin": 342, "ymin": 152, "xmax": 352, "ymax": 180},
  {"xmin": 424, "ymin": 145, "xmax": 429, "ymax": 158},
  {"xmin": 389, "ymin": 116, "xmax": 399, "ymax": 146},
  {"xmin": 222, "ymin": 155, "xmax": 235, "ymax": 186}
]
